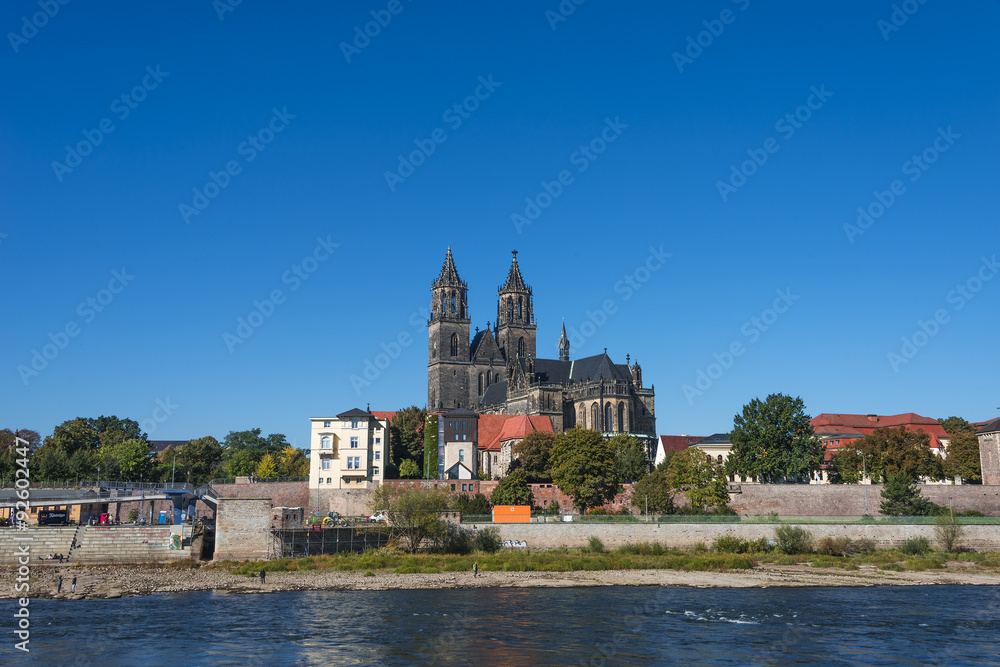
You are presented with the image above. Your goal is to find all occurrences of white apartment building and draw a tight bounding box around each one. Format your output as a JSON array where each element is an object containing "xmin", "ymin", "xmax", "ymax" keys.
[{"xmin": 309, "ymin": 408, "xmax": 389, "ymax": 491}]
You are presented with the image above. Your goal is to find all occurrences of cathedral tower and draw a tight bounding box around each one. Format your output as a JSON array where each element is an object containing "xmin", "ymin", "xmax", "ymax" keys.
[
  {"xmin": 495, "ymin": 251, "xmax": 536, "ymax": 363},
  {"xmin": 428, "ymin": 247, "xmax": 471, "ymax": 410}
]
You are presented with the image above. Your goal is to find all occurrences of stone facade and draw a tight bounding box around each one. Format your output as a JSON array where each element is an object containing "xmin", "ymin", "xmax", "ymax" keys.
[
  {"xmin": 214, "ymin": 498, "xmax": 272, "ymax": 560},
  {"xmin": 977, "ymin": 419, "xmax": 1000, "ymax": 486},
  {"xmin": 210, "ymin": 481, "xmax": 309, "ymax": 510},
  {"xmin": 427, "ymin": 247, "xmax": 656, "ymax": 456}
]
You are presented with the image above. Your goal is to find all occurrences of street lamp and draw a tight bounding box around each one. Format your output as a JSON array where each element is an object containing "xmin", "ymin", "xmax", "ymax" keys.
[{"xmin": 171, "ymin": 454, "xmax": 177, "ymax": 487}]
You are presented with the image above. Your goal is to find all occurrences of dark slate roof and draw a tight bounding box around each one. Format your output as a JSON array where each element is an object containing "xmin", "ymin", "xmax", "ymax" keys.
[
  {"xmin": 532, "ymin": 358, "xmax": 571, "ymax": 384},
  {"xmin": 480, "ymin": 381, "xmax": 508, "ymax": 407},
  {"xmin": 977, "ymin": 417, "xmax": 1000, "ymax": 434},
  {"xmin": 697, "ymin": 433, "xmax": 732, "ymax": 444},
  {"xmin": 150, "ymin": 440, "xmax": 186, "ymax": 454},
  {"xmin": 0, "ymin": 489, "xmax": 98, "ymax": 502},
  {"xmin": 568, "ymin": 352, "xmax": 632, "ymax": 383},
  {"xmin": 432, "ymin": 246, "xmax": 465, "ymax": 288},
  {"xmin": 336, "ymin": 408, "xmax": 385, "ymax": 427}
]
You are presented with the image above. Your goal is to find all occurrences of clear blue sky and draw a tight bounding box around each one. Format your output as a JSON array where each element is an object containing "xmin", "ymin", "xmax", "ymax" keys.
[{"xmin": 3, "ymin": 1, "xmax": 998, "ymax": 447}]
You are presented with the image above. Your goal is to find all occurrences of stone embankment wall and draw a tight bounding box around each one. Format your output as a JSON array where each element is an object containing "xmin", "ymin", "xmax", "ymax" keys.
[
  {"xmin": 211, "ymin": 482, "xmax": 309, "ymax": 510},
  {"xmin": 464, "ymin": 521, "xmax": 1000, "ymax": 551},
  {"xmin": 729, "ymin": 484, "xmax": 1000, "ymax": 517}
]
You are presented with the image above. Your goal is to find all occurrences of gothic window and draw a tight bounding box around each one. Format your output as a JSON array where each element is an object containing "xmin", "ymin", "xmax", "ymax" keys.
[
  {"xmin": 494, "ymin": 372, "xmax": 500, "ymax": 384},
  {"xmin": 517, "ymin": 337, "xmax": 525, "ymax": 358},
  {"xmin": 440, "ymin": 292, "xmax": 445, "ymax": 315},
  {"xmin": 618, "ymin": 403, "xmax": 625, "ymax": 433},
  {"xmin": 605, "ymin": 404, "xmax": 613, "ymax": 432},
  {"xmin": 478, "ymin": 373, "xmax": 484, "ymax": 395},
  {"xmin": 450, "ymin": 333, "xmax": 458, "ymax": 357},
  {"xmin": 485, "ymin": 372, "xmax": 491, "ymax": 388},
  {"xmin": 517, "ymin": 297, "xmax": 522, "ymax": 320},
  {"xmin": 578, "ymin": 404, "xmax": 586, "ymax": 428},
  {"xmin": 591, "ymin": 404, "xmax": 598, "ymax": 430},
  {"xmin": 508, "ymin": 298, "xmax": 513, "ymax": 321},
  {"xmin": 451, "ymin": 292, "xmax": 456, "ymax": 313}
]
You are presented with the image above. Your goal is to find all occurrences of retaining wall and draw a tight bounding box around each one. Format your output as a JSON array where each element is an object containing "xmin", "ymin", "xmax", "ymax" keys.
[
  {"xmin": 214, "ymin": 498, "xmax": 272, "ymax": 561},
  {"xmin": 464, "ymin": 521, "xmax": 1000, "ymax": 551},
  {"xmin": 729, "ymin": 484, "xmax": 1000, "ymax": 517},
  {"xmin": 211, "ymin": 481, "xmax": 308, "ymax": 510}
]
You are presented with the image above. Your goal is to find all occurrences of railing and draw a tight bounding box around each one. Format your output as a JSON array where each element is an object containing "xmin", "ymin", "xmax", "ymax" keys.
[{"xmin": 206, "ymin": 476, "xmax": 309, "ymax": 486}]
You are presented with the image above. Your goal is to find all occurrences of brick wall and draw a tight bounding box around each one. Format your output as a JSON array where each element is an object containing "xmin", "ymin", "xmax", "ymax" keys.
[
  {"xmin": 214, "ymin": 498, "xmax": 272, "ymax": 560},
  {"xmin": 211, "ymin": 481, "xmax": 309, "ymax": 509},
  {"xmin": 381, "ymin": 479, "xmax": 633, "ymax": 513},
  {"xmin": 980, "ymin": 432, "xmax": 1000, "ymax": 486}
]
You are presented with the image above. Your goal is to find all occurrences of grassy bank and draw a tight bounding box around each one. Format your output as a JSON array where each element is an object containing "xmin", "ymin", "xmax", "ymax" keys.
[{"xmin": 226, "ymin": 545, "xmax": 754, "ymax": 577}]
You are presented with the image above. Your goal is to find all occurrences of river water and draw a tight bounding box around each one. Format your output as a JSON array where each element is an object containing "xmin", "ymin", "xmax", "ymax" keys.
[{"xmin": 10, "ymin": 585, "xmax": 1000, "ymax": 665}]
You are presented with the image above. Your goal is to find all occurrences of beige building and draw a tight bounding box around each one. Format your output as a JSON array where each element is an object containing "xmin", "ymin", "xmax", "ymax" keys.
[{"xmin": 309, "ymin": 408, "xmax": 389, "ymax": 492}]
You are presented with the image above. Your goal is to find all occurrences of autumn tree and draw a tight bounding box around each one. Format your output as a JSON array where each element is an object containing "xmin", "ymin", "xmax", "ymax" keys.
[
  {"xmin": 279, "ymin": 446, "xmax": 310, "ymax": 478},
  {"xmin": 838, "ymin": 426, "xmax": 942, "ymax": 483},
  {"xmin": 631, "ymin": 448, "xmax": 730, "ymax": 515},
  {"xmin": 551, "ymin": 427, "xmax": 619, "ymax": 511},
  {"xmin": 939, "ymin": 416, "xmax": 981, "ymax": 483},
  {"xmin": 512, "ymin": 430, "xmax": 556, "ymax": 482},
  {"xmin": 255, "ymin": 453, "xmax": 279, "ymax": 479},
  {"xmin": 728, "ymin": 394, "xmax": 823, "ymax": 483},
  {"xmin": 371, "ymin": 484, "xmax": 449, "ymax": 553}
]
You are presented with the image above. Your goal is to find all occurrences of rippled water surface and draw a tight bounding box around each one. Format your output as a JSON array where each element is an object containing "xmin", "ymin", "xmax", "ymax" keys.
[{"xmin": 13, "ymin": 585, "xmax": 1000, "ymax": 665}]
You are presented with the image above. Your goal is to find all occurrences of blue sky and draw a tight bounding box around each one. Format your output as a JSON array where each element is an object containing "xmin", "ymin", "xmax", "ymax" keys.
[{"xmin": 3, "ymin": 1, "xmax": 998, "ymax": 447}]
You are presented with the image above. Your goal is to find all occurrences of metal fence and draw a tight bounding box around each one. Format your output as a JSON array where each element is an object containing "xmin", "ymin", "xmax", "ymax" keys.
[
  {"xmin": 270, "ymin": 526, "xmax": 392, "ymax": 558},
  {"xmin": 208, "ymin": 476, "xmax": 308, "ymax": 486}
]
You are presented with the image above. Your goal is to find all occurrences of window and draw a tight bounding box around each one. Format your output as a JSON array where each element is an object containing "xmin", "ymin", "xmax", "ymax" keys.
[
  {"xmin": 517, "ymin": 297, "xmax": 522, "ymax": 319},
  {"xmin": 494, "ymin": 372, "xmax": 499, "ymax": 384},
  {"xmin": 351, "ymin": 417, "xmax": 358, "ymax": 429},
  {"xmin": 517, "ymin": 337, "xmax": 525, "ymax": 357},
  {"xmin": 605, "ymin": 403, "xmax": 613, "ymax": 431},
  {"xmin": 591, "ymin": 404, "xmax": 598, "ymax": 429},
  {"xmin": 450, "ymin": 333, "xmax": 459, "ymax": 357},
  {"xmin": 451, "ymin": 293, "xmax": 456, "ymax": 313},
  {"xmin": 323, "ymin": 421, "xmax": 330, "ymax": 428},
  {"xmin": 478, "ymin": 373, "xmax": 484, "ymax": 395},
  {"xmin": 463, "ymin": 421, "xmax": 467, "ymax": 430},
  {"xmin": 718, "ymin": 455, "xmax": 723, "ymax": 463},
  {"xmin": 374, "ymin": 451, "xmax": 381, "ymax": 460},
  {"xmin": 321, "ymin": 459, "xmax": 331, "ymax": 470},
  {"xmin": 350, "ymin": 437, "xmax": 359, "ymax": 448},
  {"xmin": 326, "ymin": 478, "xmax": 332, "ymax": 484},
  {"xmin": 462, "ymin": 484, "xmax": 467, "ymax": 492},
  {"xmin": 354, "ymin": 456, "xmax": 361, "ymax": 469},
  {"xmin": 618, "ymin": 403, "xmax": 625, "ymax": 433},
  {"xmin": 321, "ymin": 436, "xmax": 331, "ymax": 449},
  {"xmin": 348, "ymin": 457, "xmax": 360, "ymax": 470},
  {"xmin": 318, "ymin": 477, "xmax": 323, "ymax": 484},
  {"xmin": 375, "ymin": 437, "xmax": 381, "ymax": 444},
  {"xmin": 461, "ymin": 434, "xmax": 466, "ymax": 441},
  {"xmin": 373, "ymin": 467, "xmax": 380, "ymax": 476},
  {"xmin": 369, "ymin": 437, "xmax": 374, "ymax": 445},
  {"xmin": 459, "ymin": 449, "xmax": 465, "ymax": 461}
]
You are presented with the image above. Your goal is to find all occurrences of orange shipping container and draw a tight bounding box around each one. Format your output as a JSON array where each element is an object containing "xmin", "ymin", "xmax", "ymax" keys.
[{"xmin": 493, "ymin": 505, "xmax": 531, "ymax": 523}]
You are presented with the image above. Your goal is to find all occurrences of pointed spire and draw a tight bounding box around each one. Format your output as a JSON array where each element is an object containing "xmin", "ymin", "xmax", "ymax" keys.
[
  {"xmin": 433, "ymin": 246, "xmax": 465, "ymax": 288},
  {"xmin": 500, "ymin": 250, "xmax": 528, "ymax": 293},
  {"xmin": 558, "ymin": 318, "xmax": 570, "ymax": 361}
]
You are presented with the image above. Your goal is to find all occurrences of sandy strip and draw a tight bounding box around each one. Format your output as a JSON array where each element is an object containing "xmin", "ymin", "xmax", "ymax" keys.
[{"xmin": 3, "ymin": 563, "xmax": 998, "ymax": 600}]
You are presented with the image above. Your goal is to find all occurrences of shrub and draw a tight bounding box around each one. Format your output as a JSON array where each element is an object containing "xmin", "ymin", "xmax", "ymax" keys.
[
  {"xmin": 127, "ymin": 509, "xmax": 139, "ymax": 523},
  {"xmin": 583, "ymin": 536, "xmax": 606, "ymax": 553},
  {"xmin": 775, "ymin": 526, "xmax": 814, "ymax": 554},
  {"xmin": 904, "ymin": 558, "xmax": 944, "ymax": 571},
  {"xmin": 900, "ymin": 536, "xmax": 931, "ymax": 555},
  {"xmin": 847, "ymin": 538, "xmax": 877, "ymax": 555},
  {"xmin": 816, "ymin": 537, "xmax": 852, "ymax": 557},
  {"xmin": 713, "ymin": 535, "xmax": 749, "ymax": 553},
  {"xmin": 692, "ymin": 541, "xmax": 708, "ymax": 553},
  {"xmin": 443, "ymin": 527, "xmax": 473, "ymax": 555},
  {"xmin": 934, "ymin": 513, "xmax": 964, "ymax": 552},
  {"xmin": 473, "ymin": 527, "xmax": 503, "ymax": 554}
]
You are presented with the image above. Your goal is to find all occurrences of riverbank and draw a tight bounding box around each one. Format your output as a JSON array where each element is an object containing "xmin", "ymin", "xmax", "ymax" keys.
[{"xmin": 4, "ymin": 561, "xmax": 998, "ymax": 599}]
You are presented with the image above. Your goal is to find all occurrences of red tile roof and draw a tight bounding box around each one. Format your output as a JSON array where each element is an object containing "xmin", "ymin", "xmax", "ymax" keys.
[
  {"xmin": 811, "ymin": 413, "xmax": 949, "ymax": 451},
  {"xmin": 658, "ymin": 435, "xmax": 705, "ymax": 454},
  {"xmin": 478, "ymin": 414, "xmax": 554, "ymax": 451},
  {"xmin": 370, "ymin": 411, "xmax": 397, "ymax": 423}
]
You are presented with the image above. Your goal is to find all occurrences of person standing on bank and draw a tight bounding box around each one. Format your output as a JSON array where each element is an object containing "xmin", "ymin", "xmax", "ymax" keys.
[
  {"xmin": 473, "ymin": 562, "xmax": 478, "ymax": 578},
  {"xmin": 71, "ymin": 576, "xmax": 77, "ymax": 593},
  {"xmin": 57, "ymin": 576, "xmax": 63, "ymax": 593},
  {"xmin": 259, "ymin": 569, "xmax": 266, "ymax": 584}
]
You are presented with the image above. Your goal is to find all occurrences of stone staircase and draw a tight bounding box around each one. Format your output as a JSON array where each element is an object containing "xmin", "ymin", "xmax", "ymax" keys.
[
  {"xmin": 0, "ymin": 525, "xmax": 192, "ymax": 564},
  {"xmin": 0, "ymin": 526, "xmax": 77, "ymax": 564}
]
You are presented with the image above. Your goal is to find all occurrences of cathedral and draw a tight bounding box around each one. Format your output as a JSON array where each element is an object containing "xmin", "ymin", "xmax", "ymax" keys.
[{"xmin": 427, "ymin": 247, "xmax": 656, "ymax": 451}]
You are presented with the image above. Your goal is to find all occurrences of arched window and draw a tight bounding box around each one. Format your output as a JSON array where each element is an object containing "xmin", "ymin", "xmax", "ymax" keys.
[
  {"xmin": 494, "ymin": 372, "xmax": 500, "ymax": 384},
  {"xmin": 485, "ymin": 372, "xmax": 491, "ymax": 388},
  {"xmin": 591, "ymin": 404, "xmax": 598, "ymax": 430},
  {"xmin": 517, "ymin": 337, "xmax": 525, "ymax": 358},
  {"xmin": 451, "ymin": 292, "xmax": 456, "ymax": 313},
  {"xmin": 321, "ymin": 436, "xmax": 331, "ymax": 449},
  {"xmin": 508, "ymin": 298, "xmax": 513, "ymax": 320},
  {"xmin": 478, "ymin": 373, "xmax": 484, "ymax": 396},
  {"xmin": 578, "ymin": 404, "xmax": 586, "ymax": 428},
  {"xmin": 617, "ymin": 403, "xmax": 625, "ymax": 433},
  {"xmin": 605, "ymin": 404, "xmax": 613, "ymax": 432},
  {"xmin": 517, "ymin": 297, "xmax": 522, "ymax": 320},
  {"xmin": 450, "ymin": 333, "xmax": 458, "ymax": 357},
  {"xmin": 440, "ymin": 293, "xmax": 445, "ymax": 315},
  {"xmin": 717, "ymin": 455, "xmax": 723, "ymax": 463}
]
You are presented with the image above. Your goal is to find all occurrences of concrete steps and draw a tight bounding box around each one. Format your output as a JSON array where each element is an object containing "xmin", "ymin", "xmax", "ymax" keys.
[
  {"xmin": 0, "ymin": 527, "xmax": 77, "ymax": 563},
  {"xmin": 0, "ymin": 525, "xmax": 192, "ymax": 564}
]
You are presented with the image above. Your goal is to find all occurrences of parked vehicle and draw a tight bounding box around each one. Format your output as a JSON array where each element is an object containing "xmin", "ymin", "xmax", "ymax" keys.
[{"xmin": 367, "ymin": 511, "xmax": 389, "ymax": 524}]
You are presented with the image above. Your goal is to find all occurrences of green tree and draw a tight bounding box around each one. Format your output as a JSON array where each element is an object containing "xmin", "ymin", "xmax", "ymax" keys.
[
  {"xmin": 629, "ymin": 464, "xmax": 676, "ymax": 515},
  {"xmin": 728, "ymin": 394, "xmax": 823, "ymax": 483},
  {"xmin": 512, "ymin": 430, "xmax": 556, "ymax": 482},
  {"xmin": 840, "ymin": 426, "xmax": 942, "ymax": 483},
  {"xmin": 255, "ymin": 453, "xmax": 278, "ymax": 479},
  {"xmin": 178, "ymin": 436, "xmax": 225, "ymax": 486},
  {"xmin": 663, "ymin": 448, "xmax": 731, "ymax": 513},
  {"xmin": 939, "ymin": 416, "xmax": 974, "ymax": 436},
  {"xmin": 224, "ymin": 448, "xmax": 260, "ymax": 477},
  {"xmin": 943, "ymin": 431, "xmax": 982, "ymax": 483},
  {"xmin": 99, "ymin": 437, "xmax": 153, "ymax": 481},
  {"xmin": 450, "ymin": 492, "xmax": 492, "ymax": 515},
  {"xmin": 371, "ymin": 484, "xmax": 449, "ymax": 552},
  {"xmin": 398, "ymin": 459, "xmax": 421, "ymax": 479},
  {"xmin": 0, "ymin": 429, "xmax": 41, "ymax": 484},
  {"xmin": 490, "ymin": 470, "xmax": 534, "ymax": 507},
  {"xmin": 550, "ymin": 427, "xmax": 619, "ymax": 511},
  {"xmin": 609, "ymin": 434, "xmax": 648, "ymax": 484},
  {"xmin": 880, "ymin": 470, "xmax": 935, "ymax": 516},
  {"xmin": 934, "ymin": 511, "xmax": 965, "ymax": 552},
  {"xmin": 221, "ymin": 428, "xmax": 287, "ymax": 477},
  {"xmin": 389, "ymin": 406, "xmax": 426, "ymax": 474},
  {"xmin": 423, "ymin": 415, "xmax": 439, "ymax": 479}
]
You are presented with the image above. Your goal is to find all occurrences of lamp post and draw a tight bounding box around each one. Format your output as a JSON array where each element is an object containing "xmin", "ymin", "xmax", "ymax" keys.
[
  {"xmin": 97, "ymin": 467, "xmax": 101, "ymax": 491},
  {"xmin": 171, "ymin": 454, "xmax": 177, "ymax": 487}
]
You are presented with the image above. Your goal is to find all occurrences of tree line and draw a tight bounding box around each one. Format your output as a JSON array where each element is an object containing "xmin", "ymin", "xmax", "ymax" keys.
[{"xmin": 1, "ymin": 417, "xmax": 308, "ymax": 487}]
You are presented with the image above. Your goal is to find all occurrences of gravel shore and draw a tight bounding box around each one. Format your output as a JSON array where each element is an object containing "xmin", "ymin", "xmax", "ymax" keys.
[{"xmin": 3, "ymin": 562, "xmax": 998, "ymax": 600}]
